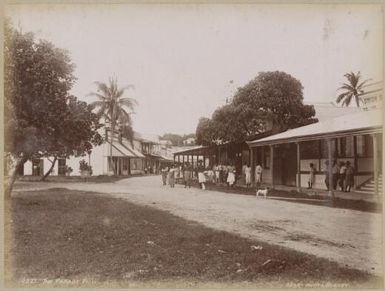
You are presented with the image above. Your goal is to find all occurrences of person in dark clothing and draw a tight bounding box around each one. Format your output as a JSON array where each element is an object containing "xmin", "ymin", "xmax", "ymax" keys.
[{"xmin": 345, "ymin": 161, "xmax": 355, "ymax": 192}]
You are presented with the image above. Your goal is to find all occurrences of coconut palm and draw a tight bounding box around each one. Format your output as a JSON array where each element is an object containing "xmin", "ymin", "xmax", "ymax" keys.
[
  {"xmin": 336, "ymin": 72, "xmax": 370, "ymax": 107},
  {"xmin": 88, "ymin": 77, "xmax": 137, "ymax": 174}
]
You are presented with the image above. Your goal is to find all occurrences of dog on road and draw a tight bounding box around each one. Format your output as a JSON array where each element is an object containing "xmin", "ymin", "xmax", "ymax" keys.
[{"xmin": 256, "ymin": 188, "xmax": 269, "ymax": 199}]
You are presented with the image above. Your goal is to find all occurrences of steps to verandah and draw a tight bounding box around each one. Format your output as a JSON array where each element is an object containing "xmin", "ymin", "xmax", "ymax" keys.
[{"xmin": 355, "ymin": 174, "xmax": 383, "ymax": 195}]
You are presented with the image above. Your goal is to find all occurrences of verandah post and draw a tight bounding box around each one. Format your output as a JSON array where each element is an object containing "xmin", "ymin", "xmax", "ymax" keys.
[
  {"xmin": 270, "ymin": 145, "xmax": 274, "ymax": 189},
  {"xmin": 250, "ymin": 146, "xmax": 255, "ymax": 185},
  {"xmin": 296, "ymin": 142, "xmax": 301, "ymax": 192},
  {"xmin": 372, "ymin": 134, "xmax": 379, "ymax": 196},
  {"xmin": 327, "ymin": 138, "xmax": 334, "ymax": 200}
]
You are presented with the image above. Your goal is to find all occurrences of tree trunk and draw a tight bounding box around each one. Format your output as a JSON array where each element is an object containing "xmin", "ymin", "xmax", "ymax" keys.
[
  {"xmin": 4, "ymin": 156, "xmax": 28, "ymax": 200},
  {"xmin": 110, "ymin": 123, "xmax": 116, "ymax": 175},
  {"xmin": 40, "ymin": 156, "xmax": 58, "ymax": 181}
]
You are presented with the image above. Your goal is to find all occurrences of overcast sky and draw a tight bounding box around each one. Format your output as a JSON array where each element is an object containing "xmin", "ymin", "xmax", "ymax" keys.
[{"xmin": 6, "ymin": 3, "xmax": 383, "ymax": 136}]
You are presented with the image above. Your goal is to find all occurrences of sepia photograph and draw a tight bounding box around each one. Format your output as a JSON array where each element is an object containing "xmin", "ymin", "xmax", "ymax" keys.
[{"xmin": 2, "ymin": 1, "xmax": 384, "ymax": 289}]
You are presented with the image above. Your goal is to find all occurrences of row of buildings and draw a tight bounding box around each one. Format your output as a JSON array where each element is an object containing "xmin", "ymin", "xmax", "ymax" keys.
[
  {"xmin": 173, "ymin": 102, "xmax": 383, "ymax": 195},
  {"xmin": 18, "ymin": 83, "xmax": 383, "ymax": 196},
  {"xmin": 20, "ymin": 130, "xmax": 192, "ymax": 177}
]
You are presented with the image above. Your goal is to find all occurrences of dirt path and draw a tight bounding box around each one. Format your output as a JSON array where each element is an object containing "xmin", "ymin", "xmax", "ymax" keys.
[{"xmin": 13, "ymin": 176, "xmax": 383, "ymax": 275}]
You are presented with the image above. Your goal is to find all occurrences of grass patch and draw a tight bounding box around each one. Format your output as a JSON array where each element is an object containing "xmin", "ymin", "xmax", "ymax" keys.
[{"xmin": 6, "ymin": 189, "xmax": 382, "ymax": 288}]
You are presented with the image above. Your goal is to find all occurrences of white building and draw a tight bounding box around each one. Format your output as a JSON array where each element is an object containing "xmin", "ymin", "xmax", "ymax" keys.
[
  {"xmin": 360, "ymin": 81, "xmax": 383, "ymax": 111},
  {"xmin": 20, "ymin": 128, "xmax": 179, "ymax": 177}
]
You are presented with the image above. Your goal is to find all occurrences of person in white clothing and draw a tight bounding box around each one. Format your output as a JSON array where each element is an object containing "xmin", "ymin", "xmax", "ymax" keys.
[
  {"xmin": 198, "ymin": 164, "xmax": 206, "ymax": 190},
  {"xmin": 255, "ymin": 164, "xmax": 263, "ymax": 188},
  {"xmin": 245, "ymin": 164, "xmax": 252, "ymax": 188},
  {"xmin": 227, "ymin": 164, "xmax": 236, "ymax": 189}
]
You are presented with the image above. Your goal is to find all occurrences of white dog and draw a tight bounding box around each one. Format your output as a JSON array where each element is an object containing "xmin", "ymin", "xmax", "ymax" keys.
[{"xmin": 256, "ymin": 188, "xmax": 269, "ymax": 199}]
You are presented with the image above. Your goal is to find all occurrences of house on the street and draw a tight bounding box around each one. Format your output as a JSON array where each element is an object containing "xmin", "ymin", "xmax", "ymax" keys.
[
  {"xmin": 360, "ymin": 81, "xmax": 383, "ymax": 111},
  {"xmin": 20, "ymin": 129, "xmax": 176, "ymax": 177},
  {"xmin": 247, "ymin": 109, "xmax": 383, "ymax": 194},
  {"xmin": 183, "ymin": 137, "xmax": 196, "ymax": 145},
  {"xmin": 173, "ymin": 102, "xmax": 363, "ymax": 179}
]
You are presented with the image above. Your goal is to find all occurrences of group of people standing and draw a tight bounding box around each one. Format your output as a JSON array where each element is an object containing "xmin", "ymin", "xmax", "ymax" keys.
[
  {"xmin": 211, "ymin": 164, "xmax": 237, "ymax": 189},
  {"xmin": 243, "ymin": 164, "xmax": 263, "ymax": 188},
  {"xmin": 323, "ymin": 160, "xmax": 355, "ymax": 192},
  {"xmin": 161, "ymin": 163, "xmax": 193, "ymax": 189},
  {"xmin": 162, "ymin": 160, "xmax": 355, "ymax": 193},
  {"xmin": 160, "ymin": 162, "xmax": 265, "ymax": 190}
]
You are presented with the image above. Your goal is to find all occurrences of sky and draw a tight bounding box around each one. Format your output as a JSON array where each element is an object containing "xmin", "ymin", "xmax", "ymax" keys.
[{"xmin": 6, "ymin": 3, "xmax": 383, "ymax": 136}]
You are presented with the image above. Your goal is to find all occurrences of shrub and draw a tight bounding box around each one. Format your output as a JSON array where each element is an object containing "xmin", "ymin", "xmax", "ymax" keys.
[{"xmin": 79, "ymin": 159, "xmax": 92, "ymax": 175}]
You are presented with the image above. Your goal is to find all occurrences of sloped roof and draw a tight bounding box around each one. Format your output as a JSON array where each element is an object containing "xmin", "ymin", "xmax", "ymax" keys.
[
  {"xmin": 111, "ymin": 142, "xmax": 137, "ymax": 157},
  {"xmin": 121, "ymin": 140, "xmax": 145, "ymax": 158},
  {"xmin": 310, "ymin": 102, "xmax": 361, "ymax": 122},
  {"xmin": 248, "ymin": 109, "xmax": 383, "ymax": 146}
]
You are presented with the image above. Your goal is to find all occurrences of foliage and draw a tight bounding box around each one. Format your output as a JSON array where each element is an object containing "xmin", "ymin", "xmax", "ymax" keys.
[
  {"xmin": 79, "ymin": 159, "xmax": 92, "ymax": 175},
  {"xmin": 195, "ymin": 118, "xmax": 217, "ymax": 146},
  {"xmin": 88, "ymin": 77, "xmax": 137, "ymax": 142},
  {"xmin": 64, "ymin": 165, "xmax": 73, "ymax": 175},
  {"xmin": 196, "ymin": 71, "xmax": 317, "ymax": 145},
  {"xmin": 88, "ymin": 77, "xmax": 137, "ymax": 175},
  {"xmin": 232, "ymin": 71, "xmax": 317, "ymax": 134},
  {"xmin": 160, "ymin": 133, "xmax": 196, "ymax": 146},
  {"xmin": 4, "ymin": 22, "xmax": 75, "ymax": 159},
  {"xmin": 4, "ymin": 21, "xmax": 102, "ymax": 190},
  {"xmin": 336, "ymin": 72, "xmax": 370, "ymax": 107}
]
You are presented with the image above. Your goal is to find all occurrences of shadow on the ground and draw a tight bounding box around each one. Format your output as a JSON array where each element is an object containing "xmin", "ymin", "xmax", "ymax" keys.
[{"xmin": 181, "ymin": 181, "xmax": 382, "ymax": 213}]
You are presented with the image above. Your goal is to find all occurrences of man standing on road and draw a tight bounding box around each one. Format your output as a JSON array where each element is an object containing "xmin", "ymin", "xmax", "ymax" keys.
[
  {"xmin": 161, "ymin": 166, "xmax": 169, "ymax": 186},
  {"xmin": 245, "ymin": 164, "xmax": 252, "ymax": 188},
  {"xmin": 255, "ymin": 164, "xmax": 263, "ymax": 188},
  {"xmin": 184, "ymin": 162, "xmax": 193, "ymax": 188}
]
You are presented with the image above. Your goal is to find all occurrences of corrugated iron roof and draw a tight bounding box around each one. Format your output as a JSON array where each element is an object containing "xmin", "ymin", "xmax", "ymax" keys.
[{"xmin": 248, "ymin": 109, "xmax": 383, "ymax": 146}]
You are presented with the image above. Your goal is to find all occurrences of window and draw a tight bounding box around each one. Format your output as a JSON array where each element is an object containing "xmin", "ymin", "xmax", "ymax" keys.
[
  {"xmin": 32, "ymin": 158, "xmax": 43, "ymax": 176},
  {"xmin": 300, "ymin": 140, "xmax": 320, "ymax": 159},
  {"xmin": 264, "ymin": 146, "xmax": 270, "ymax": 169},
  {"xmin": 58, "ymin": 158, "xmax": 66, "ymax": 176},
  {"xmin": 320, "ymin": 139, "xmax": 336, "ymax": 158},
  {"xmin": 108, "ymin": 157, "xmax": 118, "ymax": 172},
  {"xmin": 356, "ymin": 135, "xmax": 373, "ymax": 157},
  {"xmin": 122, "ymin": 158, "xmax": 129, "ymax": 171},
  {"xmin": 337, "ymin": 136, "xmax": 354, "ymax": 158}
]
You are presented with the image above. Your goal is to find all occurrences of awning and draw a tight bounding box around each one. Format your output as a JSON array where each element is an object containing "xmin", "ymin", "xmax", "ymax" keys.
[
  {"xmin": 247, "ymin": 109, "xmax": 383, "ymax": 147},
  {"xmin": 112, "ymin": 142, "xmax": 137, "ymax": 157},
  {"xmin": 144, "ymin": 153, "xmax": 163, "ymax": 159},
  {"xmin": 105, "ymin": 141, "xmax": 145, "ymax": 158},
  {"xmin": 121, "ymin": 141, "xmax": 145, "ymax": 158},
  {"xmin": 172, "ymin": 145, "xmax": 210, "ymax": 155}
]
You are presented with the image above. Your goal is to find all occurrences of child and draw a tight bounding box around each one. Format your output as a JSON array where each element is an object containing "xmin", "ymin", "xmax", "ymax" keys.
[
  {"xmin": 198, "ymin": 164, "xmax": 206, "ymax": 190},
  {"xmin": 227, "ymin": 165, "xmax": 236, "ymax": 189},
  {"xmin": 308, "ymin": 163, "xmax": 315, "ymax": 189}
]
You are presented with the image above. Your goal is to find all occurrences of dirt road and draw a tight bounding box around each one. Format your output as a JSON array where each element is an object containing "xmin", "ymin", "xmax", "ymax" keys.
[{"xmin": 13, "ymin": 175, "xmax": 383, "ymax": 275}]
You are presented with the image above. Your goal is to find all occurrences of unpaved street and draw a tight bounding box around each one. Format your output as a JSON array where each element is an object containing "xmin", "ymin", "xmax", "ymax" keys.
[{"xmin": 13, "ymin": 176, "xmax": 383, "ymax": 275}]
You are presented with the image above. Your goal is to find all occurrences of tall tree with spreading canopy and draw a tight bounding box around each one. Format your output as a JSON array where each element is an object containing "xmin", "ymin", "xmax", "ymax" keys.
[
  {"xmin": 88, "ymin": 77, "xmax": 137, "ymax": 175},
  {"xmin": 39, "ymin": 96, "xmax": 103, "ymax": 181},
  {"xmin": 336, "ymin": 71, "xmax": 370, "ymax": 107},
  {"xmin": 196, "ymin": 117, "xmax": 217, "ymax": 146},
  {"xmin": 4, "ymin": 22, "xmax": 102, "ymax": 195},
  {"xmin": 232, "ymin": 71, "xmax": 317, "ymax": 134},
  {"xmin": 195, "ymin": 71, "xmax": 317, "ymax": 145}
]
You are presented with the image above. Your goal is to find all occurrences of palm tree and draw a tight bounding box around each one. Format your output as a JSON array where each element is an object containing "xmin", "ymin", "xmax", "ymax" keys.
[
  {"xmin": 88, "ymin": 77, "xmax": 137, "ymax": 175},
  {"xmin": 336, "ymin": 72, "xmax": 370, "ymax": 107}
]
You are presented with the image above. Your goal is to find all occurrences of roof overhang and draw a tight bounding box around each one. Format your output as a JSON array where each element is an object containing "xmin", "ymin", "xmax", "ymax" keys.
[{"xmin": 247, "ymin": 126, "xmax": 382, "ymax": 147}]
